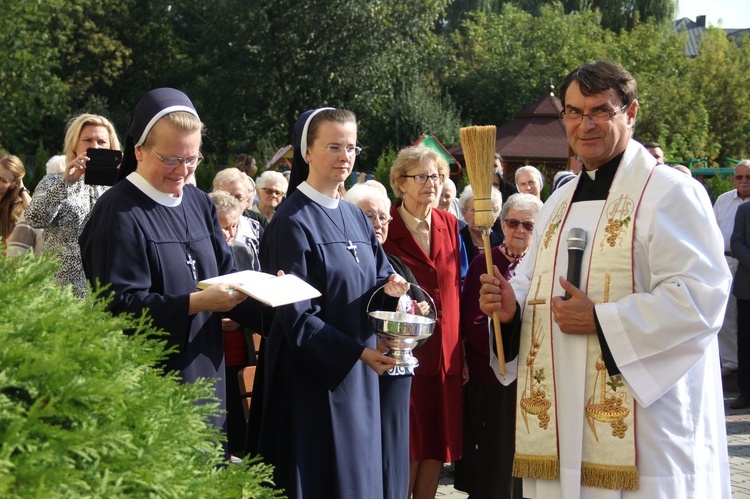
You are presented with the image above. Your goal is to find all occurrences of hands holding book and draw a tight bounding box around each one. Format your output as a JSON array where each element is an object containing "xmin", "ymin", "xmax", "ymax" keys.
[
  {"xmin": 189, "ymin": 282, "xmax": 250, "ymax": 314},
  {"xmin": 192, "ymin": 270, "xmax": 289, "ymax": 314}
]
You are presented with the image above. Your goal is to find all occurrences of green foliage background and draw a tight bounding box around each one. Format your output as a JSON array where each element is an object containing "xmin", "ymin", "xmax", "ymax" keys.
[
  {"xmin": 1, "ymin": 0, "xmax": 748, "ymax": 197},
  {"xmin": 0, "ymin": 254, "xmax": 284, "ymax": 498}
]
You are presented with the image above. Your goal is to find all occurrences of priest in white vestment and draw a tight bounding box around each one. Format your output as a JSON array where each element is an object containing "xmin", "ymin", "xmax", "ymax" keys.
[{"xmin": 480, "ymin": 60, "xmax": 731, "ymax": 498}]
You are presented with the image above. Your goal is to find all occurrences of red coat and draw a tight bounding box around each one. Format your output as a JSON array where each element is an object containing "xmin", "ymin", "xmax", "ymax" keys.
[{"xmin": 383, "ymin": 201, "xmax": 462, "ymax": 376}]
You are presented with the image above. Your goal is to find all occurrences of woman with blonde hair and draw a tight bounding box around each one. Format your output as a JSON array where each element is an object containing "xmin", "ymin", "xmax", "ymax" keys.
[
  {"xmin": 24, "ymin": 113, "xmax": 120, "ymax": 296},
  {"xmin": 0, "ymin": 155, "xmax": 31, "ymax": 250},
  {"xmin": 383, "ymin": 144, "xmax": 464, "ymax": 499}
]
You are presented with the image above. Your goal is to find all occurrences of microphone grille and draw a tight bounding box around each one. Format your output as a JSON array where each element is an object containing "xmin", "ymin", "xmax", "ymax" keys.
[{"xmin": 567, "ymin": 227, "xmax": 587, "ymax": 251}]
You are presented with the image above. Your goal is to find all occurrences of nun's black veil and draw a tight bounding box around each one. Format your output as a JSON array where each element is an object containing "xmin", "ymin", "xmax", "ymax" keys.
[
  {"xmin": 287, "ymin": 107, "xmax": 335, "ymax": 197},
  {"xmin": 116, "ymin": 88, "xmax": 199, "ymax": 183}
]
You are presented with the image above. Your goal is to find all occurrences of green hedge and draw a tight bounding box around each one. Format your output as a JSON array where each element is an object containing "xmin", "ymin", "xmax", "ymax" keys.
[{"xmin": 0, "ymin": 253, "xmax": 284, "ymax": 498}]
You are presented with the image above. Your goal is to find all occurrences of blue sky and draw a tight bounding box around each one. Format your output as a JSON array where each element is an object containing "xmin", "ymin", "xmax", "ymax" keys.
[{"xmin": 677, "ymin": 0, "xmax": 750, "ymax": 28}]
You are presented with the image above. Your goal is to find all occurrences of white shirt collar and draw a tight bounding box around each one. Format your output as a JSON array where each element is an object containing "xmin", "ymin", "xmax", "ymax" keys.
[
  {"xmin": 297, "ymin": 181, "xmax": 339, "ymax": 209},
  {"xmin": 126, "ymin": 171, "xmax": 182, "ymax": 207}
]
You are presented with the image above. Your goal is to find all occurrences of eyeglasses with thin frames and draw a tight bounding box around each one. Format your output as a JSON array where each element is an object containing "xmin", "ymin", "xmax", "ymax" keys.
[
  {"xmin": 402, "ymin": 174, "xmax": 445, "ymax": 185},
  {"xmin": 261, "ymin": 187, "xmax": 285, "ymax": 197},
  {"xmin": 318, "ymin": 145, "xmax": 363, "ymax": 156},
  {"xmin": 365, "ymin": 212, "xmax": 392, "ymax": 226},
  {"xmin": 504, "ymin": 218, "xmax": 535, "ymax": 231},
  {"xmin": 735, "ymin": 175, "xmax": 750, "ymax": 181},
  {"xmin": 559, "ymin": 104, "xmax": 628, "ymax": 125},
  {"xmin": 148, "ymin": 147, "xmax": 203, "ymax": 169}
]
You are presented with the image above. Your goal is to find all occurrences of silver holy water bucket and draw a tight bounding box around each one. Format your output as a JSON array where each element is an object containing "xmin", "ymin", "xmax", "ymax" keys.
[{"xmin": 367, "ymin": 283, "xmax": 436, "ymax": 369}]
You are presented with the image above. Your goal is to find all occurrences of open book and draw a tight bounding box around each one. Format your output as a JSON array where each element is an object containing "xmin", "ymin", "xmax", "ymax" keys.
[{"xmin": 198, "ymin": 270, "xmax": 321, "ymax": 307}]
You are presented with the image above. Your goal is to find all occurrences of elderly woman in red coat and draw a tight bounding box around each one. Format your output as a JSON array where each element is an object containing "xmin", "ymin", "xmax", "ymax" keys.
[{"xmin": 382, "ymin": 144, "xmax": 464, "ymax": 499}]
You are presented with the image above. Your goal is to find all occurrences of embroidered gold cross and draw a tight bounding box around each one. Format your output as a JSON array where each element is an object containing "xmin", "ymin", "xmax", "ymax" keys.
[{"xmin": 527, "ymin": 276, "xmax": 547, "ymax": 307}]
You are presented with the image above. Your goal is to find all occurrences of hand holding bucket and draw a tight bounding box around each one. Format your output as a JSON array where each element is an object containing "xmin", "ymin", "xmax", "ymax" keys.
[{"xmin": 366, "ymin": 283, "xmax": 437, "ymax": 369}]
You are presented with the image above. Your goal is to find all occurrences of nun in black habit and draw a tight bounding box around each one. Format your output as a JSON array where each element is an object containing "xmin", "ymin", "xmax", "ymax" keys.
[
  {"xmin": 256, "ymin": 108, "xmax": 408, "ymax": 498},
  {"xmin": 79, "ymin": 88, "xmax": 272, "ymax": 435}
]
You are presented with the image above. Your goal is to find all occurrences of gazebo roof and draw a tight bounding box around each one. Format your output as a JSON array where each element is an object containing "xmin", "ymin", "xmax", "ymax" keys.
[
  {"xmin": 495, "ymin": 94, "xmax": 568, "ymax": 163},
  {"xmin": 450, "ymin": 94, "xmax": 569, "ymax": 166}
]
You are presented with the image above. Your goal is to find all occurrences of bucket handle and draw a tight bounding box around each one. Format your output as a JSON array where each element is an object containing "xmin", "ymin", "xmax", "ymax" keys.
[{"xmin": 366, "ymin": 281, "xmax": 437, "ymax": 319}]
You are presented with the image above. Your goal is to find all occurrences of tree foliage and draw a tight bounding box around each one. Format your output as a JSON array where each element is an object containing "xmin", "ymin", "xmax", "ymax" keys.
[
  {"xmin": 447, "ymin": 5, "xmax": 614, "ymax": 125},
  {"xmin": 0, "ymin": 253, "xmax": 283, "ymax": 498},
  {"xmin": 0, "ymin": 0, "xmax": 747, "ymax": 179},
  {"xmin": 442, "ymin": 0, "xmax": 676, "ymax": 32}
]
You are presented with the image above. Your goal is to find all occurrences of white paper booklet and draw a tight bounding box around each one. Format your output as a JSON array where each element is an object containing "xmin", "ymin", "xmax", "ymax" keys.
[{"xmin": 198, "ymin": 270, "xmax": 321, "ymax": 307}]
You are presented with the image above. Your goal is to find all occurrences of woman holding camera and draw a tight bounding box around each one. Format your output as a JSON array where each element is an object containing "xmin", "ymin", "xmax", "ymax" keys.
[{"xmin": 24, "ymin": 114, "xmax": 120, "ymax": 296}]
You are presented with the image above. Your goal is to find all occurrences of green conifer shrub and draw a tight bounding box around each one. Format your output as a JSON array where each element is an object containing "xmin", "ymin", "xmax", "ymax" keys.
[{"xmin": 0, "ymin": 253, "xmax": 284, "ymax": 498}]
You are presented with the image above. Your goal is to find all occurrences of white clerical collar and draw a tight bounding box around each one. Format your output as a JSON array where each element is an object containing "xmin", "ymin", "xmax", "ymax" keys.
[
  {"xmin": 585, "ymin": 169, "xmax": 596, "ymax": 180},
  {"xmin": 297, "ymin": 181, "xmax": 339, "ymax": 209},
  {"xmin": 126, "ymin": 171, "xmax": 182, "ymax": 207}
]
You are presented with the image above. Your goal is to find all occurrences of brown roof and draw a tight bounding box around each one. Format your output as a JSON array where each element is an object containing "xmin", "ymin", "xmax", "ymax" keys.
[
  {"xmin": 496, "ymin": 95, "xmax": 568, "ymax": 163},
  {"xmin": 450, "ymin": 94, "xmax": 569, "ymax": 167}
]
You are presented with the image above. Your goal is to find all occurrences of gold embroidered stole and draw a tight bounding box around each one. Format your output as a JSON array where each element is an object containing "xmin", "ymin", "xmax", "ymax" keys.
[{"xmin": 513, "ymin": 151, "xmax": 655, "ymax": 491}]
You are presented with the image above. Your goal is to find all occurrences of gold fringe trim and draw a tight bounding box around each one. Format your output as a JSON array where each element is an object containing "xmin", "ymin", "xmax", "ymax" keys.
[
  {"xmin": 512, "ymin": 454, "xmax": 559, "ymax": 480},
  {"xmin": 581, "ymin": 462, "xmax": 640, "ymax": 490}
]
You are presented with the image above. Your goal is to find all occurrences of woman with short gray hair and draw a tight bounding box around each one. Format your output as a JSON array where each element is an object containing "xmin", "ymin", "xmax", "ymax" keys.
[
  {"xmin": 254, "ymin": 170, "xmax": 288, "ymax": 221},
  {"xmin": 458, "ymin": 184, "xmax": 503, "ymax": 264}
]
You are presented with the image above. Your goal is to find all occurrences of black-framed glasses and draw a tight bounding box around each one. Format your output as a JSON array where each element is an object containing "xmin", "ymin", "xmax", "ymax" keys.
[
  {"xmin": 402, "ymin": 174, "xmax": 445, "ymax": 185},
  {"xmin": 504, "ymin": 218, "xmax": 534, "ymax": 231},
  {"xmin": 365, "ymin": 212, "xmax": 392, "ymax": 226},
  {"xmin": 148, "ymin": 147, "xmax": 203, "ymax": 169},
  {"xmin": 319, "ymin": 145, "xmax": 363, "ymax": 156},
  {"xmin": 559, "ymin": 105, "xmax": 628, "ymax": 124}
]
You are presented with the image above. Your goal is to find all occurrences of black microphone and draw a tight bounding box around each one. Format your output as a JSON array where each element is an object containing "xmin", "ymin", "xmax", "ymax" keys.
[{"xmin": 565, "ymin": 227, "xmax": 587, "ymax": 300}]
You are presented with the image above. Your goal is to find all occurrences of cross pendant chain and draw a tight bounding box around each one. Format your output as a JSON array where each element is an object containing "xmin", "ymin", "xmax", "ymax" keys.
[
  {"xmin": 347, "ymin": 240, "xmax": 360, "ymax": 263},
  {"xmin": 186, "ymin": 253, "xmax": 197, "ymax": 282}
]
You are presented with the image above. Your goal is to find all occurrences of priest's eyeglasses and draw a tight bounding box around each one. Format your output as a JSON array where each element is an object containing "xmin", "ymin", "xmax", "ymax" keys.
[
  {"xmin": 365, "ymin": 212, "xmax": 392, "ymax": 226},
  {"xmin": 559, "ymin": 105, "xmax": 628, "ymax": 124},
  {"xmin": 149, "ymin": 147, "xmax": 203, "ymax": 169},
  {"xmin": 402, "ymin": 174, "xmax": 445, "ymax": 185},
  {"xmin": 504, "ymin": 218, "xmax": 535, "ymax": 231},
  {"xmin": 320, "ymin": 145, "xmax": 363, "ymax": 156}
]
